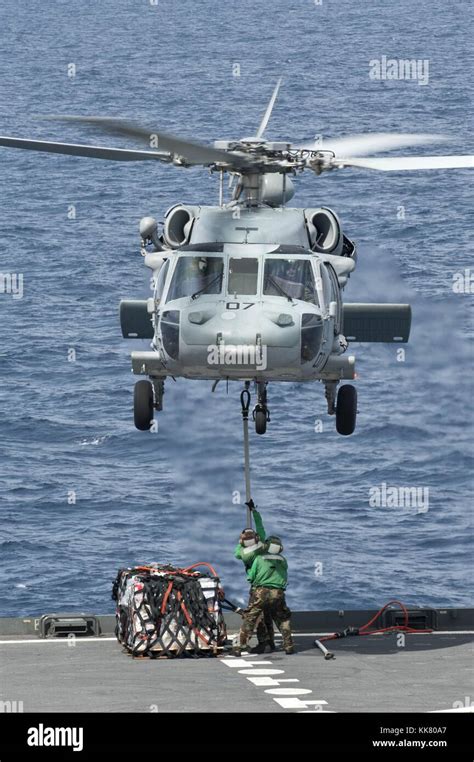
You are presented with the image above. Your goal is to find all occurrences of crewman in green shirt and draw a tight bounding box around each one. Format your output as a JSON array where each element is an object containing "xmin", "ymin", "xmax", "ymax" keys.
[
  {"xmin": 234, "ymin": 499, "xmax": 275, "ymax": 653},
  {"xmin": 234, "ymin": 530, "xmax": 294, "ymax": 655}
]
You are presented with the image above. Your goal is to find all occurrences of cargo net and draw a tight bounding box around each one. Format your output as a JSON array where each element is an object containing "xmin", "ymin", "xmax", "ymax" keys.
[{"xmin": 112, "ymin": 563, "xmax": 227, "ymax": 657}]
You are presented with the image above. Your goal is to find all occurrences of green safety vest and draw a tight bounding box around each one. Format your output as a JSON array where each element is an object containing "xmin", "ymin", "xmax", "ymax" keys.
[{"xmin": 247, "ymin": 552, "xmax": 288, "ymax": 590}]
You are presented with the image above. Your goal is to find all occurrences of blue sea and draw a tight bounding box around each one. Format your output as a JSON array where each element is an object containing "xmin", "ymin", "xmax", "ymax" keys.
[{"xmin": 0, "ymin": 0, "xmax": 472, "ymax": 616}]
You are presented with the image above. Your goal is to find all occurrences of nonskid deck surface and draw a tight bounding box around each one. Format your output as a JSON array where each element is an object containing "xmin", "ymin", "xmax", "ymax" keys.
[{"xmin": 1, "ymin": 631, "xmax": 472, "ymax": 713}]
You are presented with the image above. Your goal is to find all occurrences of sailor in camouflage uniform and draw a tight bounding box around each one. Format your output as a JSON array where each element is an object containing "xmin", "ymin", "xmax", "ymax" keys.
[
  {"xmin": 234, "ymin": 499, "xmax": 275, "ymax": 653},
  {"xmin": 234, "ymin": 532, "xmax": 294, "ymax": 655}
]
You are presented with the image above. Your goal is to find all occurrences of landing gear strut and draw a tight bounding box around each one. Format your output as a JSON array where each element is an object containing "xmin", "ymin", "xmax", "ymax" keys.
[
  {"xmin": 151, "ymin": 378, "xmax": 165, "ymax": 411},
  {"xmin": 253, "ymin": 382, "xmax": 270, "ymax": 435}
]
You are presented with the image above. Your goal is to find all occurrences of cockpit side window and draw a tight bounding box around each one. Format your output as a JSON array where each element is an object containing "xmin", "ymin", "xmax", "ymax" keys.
[
  {"xmin": 228, "ymin": 258, "xmax": 259, "ymax": 296},
  {"xmin": 324, "ymin": 263, "xmax": 342, "ymax": 332},
  {"xmin": 166, "ymin": 256, "xmax": 224, "ymax": 302},
  {"xmin": 263, "ymin": 259, "xmax": 318, "ymax": 305},
  {"xmin": 154, "ymin": 259, "xmax": 170, "ymax": 303}
]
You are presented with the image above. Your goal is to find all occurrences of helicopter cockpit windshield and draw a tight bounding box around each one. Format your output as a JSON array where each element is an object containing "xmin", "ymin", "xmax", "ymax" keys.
[
  {"xmin": 263, "ymin": 258, "xmax": 318, "ymax": 304},
  {"xmin": 228, "ymin": 258, "xmax": 259, "ymax": 296},
  {"xmin": 166, "ymin": 255, "xmax": 224, "ymax": 301}
]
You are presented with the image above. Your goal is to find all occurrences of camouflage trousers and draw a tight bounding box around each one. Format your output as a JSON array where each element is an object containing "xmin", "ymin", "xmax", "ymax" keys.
[
  {"xmin": 248, "ymin": 588, "xmax": 275, "ymax": 646},
  {"xmin": 240, "ymin": 587, "xmax": 293, "ymax": 650}
]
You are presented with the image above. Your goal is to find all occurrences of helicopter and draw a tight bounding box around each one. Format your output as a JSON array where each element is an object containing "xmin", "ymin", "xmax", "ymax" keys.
[{"xmin": 1, "ymin": 80, "xmax": 472, "ymax": 436}]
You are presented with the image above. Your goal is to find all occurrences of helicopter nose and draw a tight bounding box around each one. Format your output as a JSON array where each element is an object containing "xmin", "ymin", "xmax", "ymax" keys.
[
  {"xmin": 190, "ymin": 306, "xmax": 298, "ymax": 341},
  {"xmin": 180, "ymin": 304, "xmax": 303, "ymax": 368}
]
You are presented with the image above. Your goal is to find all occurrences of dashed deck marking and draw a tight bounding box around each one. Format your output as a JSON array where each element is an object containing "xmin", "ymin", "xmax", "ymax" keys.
[
  {"xmin": 221, "ymin": 656, "xmax": 330, "ymax": 711},
  {"xmin": 238, "ymin": 668, "xmax": 285, "ymax": 675}
]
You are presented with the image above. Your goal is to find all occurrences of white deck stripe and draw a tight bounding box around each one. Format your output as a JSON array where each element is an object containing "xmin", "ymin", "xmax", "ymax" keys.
[
  {"xmin": 0, "ymin": 630, "xmax": 472, "ymax": 645},
  {"xmin": 242, "ymin": 630, "xmax": 474, "ymax": 637},
  {"xmin": 227, "ymin": 631, "xmax": 474, "ymax": 638},
  {"xmin": 0, "ymin": 637, "xmax": 118, "ymax": 644}
]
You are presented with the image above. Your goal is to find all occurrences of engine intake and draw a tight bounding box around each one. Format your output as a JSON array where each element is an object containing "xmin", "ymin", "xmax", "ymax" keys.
[
  {"xmin": 163, "ymin": 204, "xmax": 199, "ymax": 248},
  {"xmin": 305, "ymin": 207, "xmax": 342, "ymax": 255}
]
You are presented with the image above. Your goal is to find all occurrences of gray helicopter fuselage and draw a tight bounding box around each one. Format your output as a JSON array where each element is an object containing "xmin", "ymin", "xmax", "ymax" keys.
[{"xmin": 136, "ymin": 204, "xmax": 357, "ymax": 383}]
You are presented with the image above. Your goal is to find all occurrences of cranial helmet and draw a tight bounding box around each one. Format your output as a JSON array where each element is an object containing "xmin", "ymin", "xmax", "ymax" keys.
[
  {"xmin": 240, "ymin": 528, "xmax": 258, "ymax": 547},
  {"xmin": 265, "ymin": 535, "xmax": 283, "ymax": 555}
]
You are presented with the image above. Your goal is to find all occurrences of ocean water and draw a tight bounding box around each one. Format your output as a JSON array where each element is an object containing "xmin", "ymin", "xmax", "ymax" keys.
[{"xmin": 0, "ymin": 0, "xmax": 472, "ymax": 616}]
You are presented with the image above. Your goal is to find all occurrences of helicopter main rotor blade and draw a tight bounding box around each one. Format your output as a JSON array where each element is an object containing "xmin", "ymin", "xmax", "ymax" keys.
[
  {"xmin": 255, "ymin": 78, "xmax": 282, "ymax": 139},
  {"xmin": 0, "ymin": 136, "xmax": 172, "ymax": 162},
  {"xmin": 297, "ymin": 133, "xmax": 447, "ymax": 157},
  {"xmin": 45, "ymin": 116, "xmax": 252, "ymax": 169},
  {"xmin": 332, "ymin": 155, "xmax": 474, "ymax": 171}
]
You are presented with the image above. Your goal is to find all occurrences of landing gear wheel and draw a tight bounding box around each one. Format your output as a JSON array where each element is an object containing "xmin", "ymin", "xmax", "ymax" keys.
[
  {"xmin": 336, "ymin": 384, "xmax": 357, "ymax": 436},
  {"xmin": 134, "ymin": 380, "xmax": 154, "ymax": 431},
  {"xmin": 254, "ymin": 381, "xmax": 269, "ymax": 435},
  {"xmin": 255, "ymin": 407, "xmax": 267, "ymax": 435}
]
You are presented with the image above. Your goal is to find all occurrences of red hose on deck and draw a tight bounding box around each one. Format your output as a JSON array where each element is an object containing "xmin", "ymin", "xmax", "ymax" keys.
[{"xmin": 320, "ymin": 599, "xmax": 433, "ymax": 643}]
